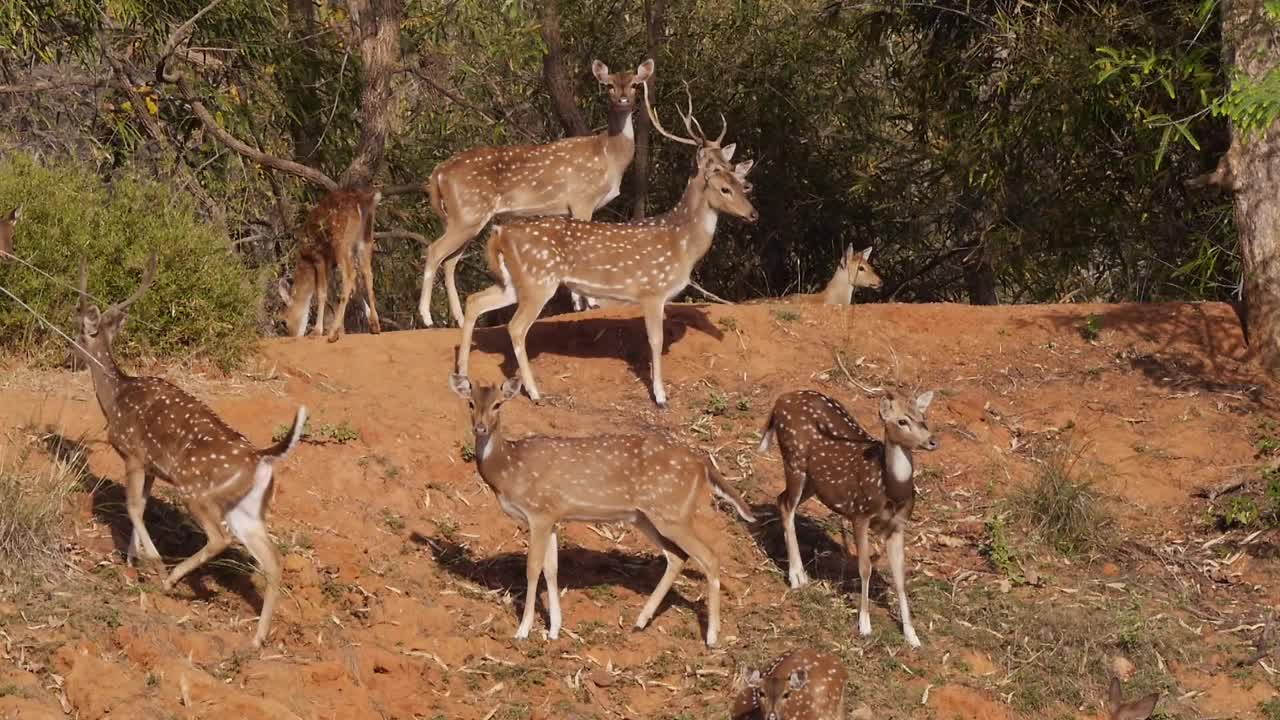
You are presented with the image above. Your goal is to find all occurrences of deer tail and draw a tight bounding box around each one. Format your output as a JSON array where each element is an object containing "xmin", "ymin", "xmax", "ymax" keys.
[
  {"xmin": 260, "ymin": 406, "xmax": 308, "ymax": 461},
  {"xmin": 757, "ymin": 411, "xmax": 776, "ymax": 454},
  {"xmin": 706, "ymin": 454, "xmax": 755, "ymax": 523},
  {"xmin": 427, "ymin": 168, "xmax": 446, "ymax": 220},
  {"xmin": 487, "ymin": 226, "xmax": 510, "ymax": 286}
]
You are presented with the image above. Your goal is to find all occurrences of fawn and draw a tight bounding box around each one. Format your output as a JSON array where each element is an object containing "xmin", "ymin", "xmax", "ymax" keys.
[
  {"xmin": 75, "ymin": 255, "xmax": 307, "ymax": 647},
  {"xmin": 758, "ymin": 389, "xmax": 939, "ymax": 647},
  {"xmin": 449, "ymin": 374, "xmax": 755, "ymax": 646},
  {"xmin": 1107, "ymin": 676, "xmax": 1159, "ymax": 720},
  {"xmin": 741, "ymin": 649, "xmax": 848, "ymax": 720}
]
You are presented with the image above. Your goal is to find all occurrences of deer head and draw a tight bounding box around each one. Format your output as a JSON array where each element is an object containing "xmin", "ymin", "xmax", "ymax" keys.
[
  {"xmin": 593, "ymin": 59, "xmax": 654, "ymax": 113},
  {"xmin": 844, "ymin": 246, "xmax": 882, "ymax": 289},
  {"xmin": 0, "ymin": 206, "xmax": 20, "ymax": 261},
  {"xmin": 705, "ymin": 162, "xmax": 759, "ymax": 223},
  {"xmin": 449, "ymin": 374, "xmax": 521, "ymax": 444},
  {"xmin": 748, "ymin": 666, "xmax": 810, "ymax": 720},
  {"xmin": 879, "ymin": 390, "xmax": 940, "ymax": 451},
  {"xmin": 1108, "ymin": 677, "xmax": 1159, "ymax": 720},
  {"xmin": 76, "ymin": 254, "xmax": 158, "ymax": 363}
]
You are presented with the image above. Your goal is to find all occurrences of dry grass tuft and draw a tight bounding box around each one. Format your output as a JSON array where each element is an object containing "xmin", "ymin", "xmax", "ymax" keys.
[{"xmin": 0, "ymin": 434, "xmax": 85, "ymax": 585}]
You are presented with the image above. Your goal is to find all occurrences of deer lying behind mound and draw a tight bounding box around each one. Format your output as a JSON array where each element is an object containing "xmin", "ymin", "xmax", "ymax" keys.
[
  {"xmin": 278, "ymin": 181, "xmax": 381, "ymax": 342},
  {"xmin": 75, "ymin": 255, "xmax": 307, "ymax": 647},
  {"xmin": 758, "ymin": 389, "xmax": 939, "ymax": 647},
  {"xmin": 744, "ymin": 245, "xmax": 881, "ymax": 306},
  {"xmin": 449, "ymin": 374, "xmax": 755, "ymax": 646},
  {"xmin": 737, "ymin": 649, "xmax": 847, "ymax": 720}
]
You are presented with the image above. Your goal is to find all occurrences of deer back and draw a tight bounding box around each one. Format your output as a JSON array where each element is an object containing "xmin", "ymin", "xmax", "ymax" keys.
[
  {"xmin": 749, "ymin": 649, "xmax": 848, "ymax": 720},
  {"xmin": 299, "ymin": 186, "xmax": 377, "ymax": 258}
]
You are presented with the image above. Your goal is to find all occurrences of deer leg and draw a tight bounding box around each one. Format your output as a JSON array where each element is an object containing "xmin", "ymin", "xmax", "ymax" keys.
[
  {"xmin": 327, "ymin": 250, "xmax": 357, "ymax": 343},
  {"xmin": 124, "ymin": 463, "xmax": 163, "ymax": 566},
  {"xmin": 358, "ymin": 240, "xmax": 381, "ymax": 334},
  {"xmin": 311, "ymin": 259, "xmax": 329, "ymax": 338},
  {"xmin": 777, "ymin": 467, "xmax": 810, "ymax": 589},
  {"xmin": 507, "ymin": 283, "xmax": 557, "ymax": 401},
  {"xmin": 649, "ymin": 519, "xmax": 721, "ymax": 647},
  {"xmin": 543, "ymin": 529, "xmax": 562, "ymax": 639},
  {"xmin": 127, "ymin": 474, "xmax": 156, "ymax": 565},
  {"xmin": 886, "ymin": 527, "xmax": 920, "ymax": 648},
  {"xmin": 457, "ymin": 283, "xmax": 517, "ymax": 376},
  {"xmin": 442, "ymin": 252, "xmax": 468, "ymax": 328},
  {"xmin": 234, "ymin": 516, "xmax": 283, "ymax": 648},
  {"xmin": 854, "ymin": 516, "xmax": 873, "ymax": 637},
  {"xmin": 641, "ymin": 298, "xmax": 669, "ymax": 408},
  {"xmin": 632, "ymin": 514, "xmax": 688, "ymax": 630},
  {"xmin": 162, "ymin": 502, "xmax": 230, "ymax": 591},
  {"xmin": 516, "ymin": 521, "xmax": 552, "ymax": 640},
  {"xmin": 419, "ymin": 223, "xmax": 478, "ymax": 327}
]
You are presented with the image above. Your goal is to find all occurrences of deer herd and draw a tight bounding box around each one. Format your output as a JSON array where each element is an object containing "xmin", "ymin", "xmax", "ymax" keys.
[{"xmin": 2, "ymin": 56, "xmax": 1162, "ymax": 720}]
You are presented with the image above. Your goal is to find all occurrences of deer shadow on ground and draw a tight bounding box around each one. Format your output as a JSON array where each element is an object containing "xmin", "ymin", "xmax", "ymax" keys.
[
  {"xmin": 411, "ymin": 531, "xmax": 709, "ymax": 639},
  {"xmin": 745, "ymin": 501, "xmax": 896, "ymax": 609},
  {"xmin": 467, "ymin": 305, "xmax": 724, "ymax": 392},
  {"xmin": 41, "ymin": 430, "xmax": 264, "ymax": 609}
]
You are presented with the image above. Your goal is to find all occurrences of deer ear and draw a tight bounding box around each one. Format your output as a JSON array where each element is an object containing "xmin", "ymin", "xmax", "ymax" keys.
[
  {"xmin": 915, "ymin": 390, "xmax": 935, "ymax": 414},
  {"xmin": 879, "ymin": 394, "xmax": 896, "ymax": 421},
  {"xmin": 1120, "ymin": 693, "xmax": 1159, "ymax": 720},
  {"xmin": 787, "ymin": 668, "xmax": 808, "ymax": 690},
  {"xmin": 448, "ymin": 374, "xmax": 472, "ymax": 400},
  {"xmin": 277, "ymin": 277, "xmax": 292, "ymax": 304},
  {"xmin": 634, "ymin": 58, "xmax": 654, "ymax": 83},
  {"xmin": 500, "ymin": 376, "xmax": 523, "ymax": 401},
  {"xmin": 1108, "ymin": 677, "xmax": 1122, "ymax": 711},
  {"xmin": 591, "ymin": 60, "xmax": 611, "ymax": 84},
  {"xmin": 8, "ymin": 206, "xmax": 20, "ymax": 224},
  {"xmin": 721, "ymin": 143, "xmax": 737, "ymax": 162},
  {"xmin": 746, "ymin": 670, "xmax": 762, "ymax": 688},
  {"xmin": 81, "ymin": 306, "xmax": 102, "ymax": 336},
  {"xmin": 861, "ymin": 245, "xmax": 873, "ymax": 260},
  {"xmin": 733, "ymin": 159, "xmax": 754, "ymax": 179}
]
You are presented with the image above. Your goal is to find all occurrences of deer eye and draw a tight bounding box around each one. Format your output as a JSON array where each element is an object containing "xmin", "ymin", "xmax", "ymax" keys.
[
  {"xmin": 898, "ymin": 419, "xmax": 908, "ymax": 426},
  {"xmin": 720, "ymin": 186, "xmax": 731, "ymax": 194}
]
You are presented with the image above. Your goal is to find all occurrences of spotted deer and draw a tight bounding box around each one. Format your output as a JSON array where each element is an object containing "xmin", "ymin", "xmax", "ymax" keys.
[
  {"xmin": 757, "ymin": 389, "xmax": 939, "ymax": 647},
  {"xmin": 1107, "ymin": 677, "xmax": 1159, "ymax": 720},
  {"xmin": 739, "ymin": 649, "xmax": 848, "ymax": 720},
  {"xmin": 455, "ymin": 100, "xmax": 757, "ymax": 408},
  {"xmin": 746, "ymin": 246, "xmax": 882, "ymax": 306},
  {"xmin": 75, "ymin": 255, "xmax": 307, "ymax": 647},
  {"xmin": 449, "ymin": 374, "xmax": 755, "ymax": 646},
  {"xmin": 277, "ymin": 181, "xmax": 382, "ymax": 342},
  {"xmin": 418, "ymin": 59, "xmax": 654, "ymax": 327},
  {"xmin": 0, "ymin": 206, "xmax": 21, "ymax": 261}
]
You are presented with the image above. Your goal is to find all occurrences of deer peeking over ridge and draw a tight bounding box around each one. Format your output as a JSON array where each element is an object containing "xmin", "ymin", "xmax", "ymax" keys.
[
  {"xmin": 418, "ymin": 58, "xmax": 655, "ymax": 327},
  {"xmin": 449, "ymin": 374, "xmax": 755, "ymax": 646},
  {"xmin": 758, "ymin": 389, "xmax": 939, "ymax": 647},
  {"xmin": 75, "ymin": 255, "xmax": 307, "ymax": 647},
  {"xmin": 278, "ymin": 181, "xmax": 381, "ymax": 342},
  {"xmin": 0, "ymin": 206, "xmax": 21, "ymax": 262},
  {"xmin": 745, "ymin": 245, "xmax": 882, "ymax": 306}
]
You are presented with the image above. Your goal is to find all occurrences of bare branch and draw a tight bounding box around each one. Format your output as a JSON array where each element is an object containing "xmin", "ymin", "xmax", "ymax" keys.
[
  {"xmin": 157, "ymin": 0, "xmax": 227, "ymax": 65},
  {"xmin": 0, "ymin": 75, "xmax": 108, "ymax": 94},
  {"xmin": 379, "ymin": 182, "xmax": 426, "ymax": 197},
  {"xmin": 375, "ymin": 228, "xmax": 429, "ymax": 244},
  {"xmin": 408, "ymin": 67, "xmax": 538, "ymax": 140}
]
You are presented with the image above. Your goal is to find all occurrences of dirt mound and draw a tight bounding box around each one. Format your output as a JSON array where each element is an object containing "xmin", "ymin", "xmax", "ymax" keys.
[{"xmin": 1, "ymin": 301, "xmax": 1276, "ymax": 719}]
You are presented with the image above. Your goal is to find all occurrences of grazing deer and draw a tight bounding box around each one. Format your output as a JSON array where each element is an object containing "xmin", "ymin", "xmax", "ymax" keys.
[
  {"xmin": 277, "ymin": 181, "xmax": 382, "ymax": 343},
  {"xmin": 75, "ymin": 255, "xmax": 307, "ymax": 647},
  {"xmin": 455, "ymin": 101, "xmax": 757, "ymax": 408},
  {"xmin": 0, "ymin": 205, "xmax": 21, "ymax": 261},
  {"xmin": 740, "ymin": 649, "xmax": 848, "ymax": 720},
  {"xmin": 757, "ymin": 389, "xmax": 939, "ymax": 647},
  {"xmin": 449, "ymin": 374, "xmax": 755, "ymax": 646},
  {"xmin": 418, "ymin": 58, "xmax": 655, "ymax": 327},
  {"xmin": 1107, "ymin": 677, "xmax": 1159, "ymax": 720}
]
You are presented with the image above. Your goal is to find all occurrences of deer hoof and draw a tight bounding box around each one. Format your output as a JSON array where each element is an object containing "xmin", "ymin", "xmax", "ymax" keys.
[
  {"xmin": 903, "ymin": 627, "xmax": 921, "ymax": 648},
  {"xmin": 369, "ymin": 320, "xmax": 382, "ymax": 334},
  {"xmin": 858, "ymin": 616, "xmax": 872, "ymax": 637},
  {"xmin": 788, "ymin": 570, "xmax": 809, "ymax": 589}
]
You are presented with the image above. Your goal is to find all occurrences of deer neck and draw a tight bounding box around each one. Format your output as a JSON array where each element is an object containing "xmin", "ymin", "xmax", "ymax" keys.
[
  {"xmin": 882, "ymin": 441, "xmax": 914, "ymax": 500},
  {"xmin": 820, "ymin": 269, "xmax": 852, "ymax": 305},
  {"xmin": 660, "ymin": 175, "xmax": 718, "ymax": 254},
  {"xmin": 603, "ymin": 106, "xmax": 637, "ymax": 166},
  {"xmin": 473, "ymin": 425, "xmax": 518, "ymax": 493},
  {"xmin": 83, "ymin": 345, "xmax": 128, "ymax": 421}
]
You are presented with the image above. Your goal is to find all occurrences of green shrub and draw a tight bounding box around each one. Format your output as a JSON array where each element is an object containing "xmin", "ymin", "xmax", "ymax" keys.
[{"xmin": 0, "ymin": 154, "xmax": 258, "ymax": 368}]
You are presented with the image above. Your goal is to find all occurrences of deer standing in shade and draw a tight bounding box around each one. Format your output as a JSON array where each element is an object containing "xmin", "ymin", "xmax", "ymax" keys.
[
  {"xmin": 418, "ymin": 59, "xmax": 654, "ymax": 327},
  {"xmin": 75, "ymin": 255, "xmax": 307, "ymax": 647},
  {"xmin": 758, "ymin": 389, "xmax": 939, "ymax": 647},
  {"xmin": 277, "ymin": 181, "xmax": 382, "ymax": 342},
  {"xmin": 449, "ymin": 374, "xmax": 754, "ymax": 646}
]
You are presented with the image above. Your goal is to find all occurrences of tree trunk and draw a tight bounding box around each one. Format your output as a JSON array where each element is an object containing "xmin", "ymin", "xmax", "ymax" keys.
[
  {"xmin": 539, "ymin": 0, "xmax": 589, "ymax": 137},
  {"xmin": 1221, "ymin": 0, "xmax": 1280, "ymax": 375},
  {"xmin": 962, "ymin": 248, "xmax": 998, "ymax": 305},
  {"xmin": 286, "ymin": 0, "xmax": 325, "ymax": 160},
  {"xmin": 342, "ymin": 0, "xmax": 403, "ymax": 185},
  {"xmin": 956, "ymin": 191, "xmax": 999, "ymax": 305},
  {"xmin": 630, "ymin": 0, "xmax": 666, "ymax": 219}
]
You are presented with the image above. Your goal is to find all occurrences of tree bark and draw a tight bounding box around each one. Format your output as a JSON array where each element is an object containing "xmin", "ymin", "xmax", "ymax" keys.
[
  {"xmin": 1220, "ymin": 0, "xmax": 1280, "ymax": 375},
  {"xmin": 956, "ymin": 191, "xmax": 999, "ymax": 305},
  {"xmin": 342, "ymin": 0, "xmax": 404, "ymax": 185},
  {"xmin": 631, "ymin": 0, "xmax": 666, "ymax": 219},
  {"xmin": 539, "ymin": 0, "xmax": 589, "ymax": 137},
  {"xmin": 286, "ymin": 0, "xmax": 325, "ymax": 160}
]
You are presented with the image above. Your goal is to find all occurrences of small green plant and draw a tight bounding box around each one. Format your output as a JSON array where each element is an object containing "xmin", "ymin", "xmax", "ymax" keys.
[
  {"xmin": 736, "ymin": 396, "xmax": 752, "ymax": 412},
  {"xmin": 1219, "ymin": 496, "xmax": 1260, "ymax": 528},
  {"xmin": 774, "ymin": 308, "xmax": 800, "ymax": 322},
  {"xmin": 1013, "ymin": 444, "xmax": 1109, "ymax": 555},
  {"xmin": 459, "ymin": 441, "xmax": 476, "ymax": 462},
  {"xmin": 706, "ymin": 389, "xmax": 729, "ymax": 416},
  {"xmin": 313, "ymin": 421, "xmax": 359, "ymax": 443},
  {"xmin": 1081, "ymin": 314, "xmax": 1103, "ymax": 341},
  {"xmin": 381, "ymin": 509, "xmax": 406, "ymax": 532},
  {"xmin": 717, "ymin": 316, "xmax": 739, "ymax": 331},
  {"xmin": 1260, "ymin": 696, "xmax": 1280, "ymax": 720},
  {"xmin": 981, "ymin": 515, "xmax": 1018, "ymax": 576}
]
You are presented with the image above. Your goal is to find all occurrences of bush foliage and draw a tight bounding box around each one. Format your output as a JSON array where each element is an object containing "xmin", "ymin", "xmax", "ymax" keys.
[{"xmin": 0, "ymin": 154, "xmax": 258, "ymax": 368}]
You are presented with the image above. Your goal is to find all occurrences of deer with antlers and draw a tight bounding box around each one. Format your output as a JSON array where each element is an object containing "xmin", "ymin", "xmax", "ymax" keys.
[
  {"xmin": 277, "ymin": 181, "xmax": 382, "ymax": 342},
  {"xmin": 735, "ymin": 649, "xmax": 848, "ymax": 720},
  {"xmin": 449, "ymin": 374, "xmax": 755, "ymax": 646},
  {"xmin": 757, "ymin": 389, "xmax": 939, "ymax": 647},
  {"xmin": 0, "ymin": 206, "xmax": 20, "ymax": 262},
  {"xmin": 417, "ymin": 59, "xmax": 655, "ymax": 327},
  {"xmin": 74, "ymin": 255, "xmax": 307, "ymax": 647},
  {"xmin": 455, "ymin": 92, "xmax": 757, "ymax": 407}
]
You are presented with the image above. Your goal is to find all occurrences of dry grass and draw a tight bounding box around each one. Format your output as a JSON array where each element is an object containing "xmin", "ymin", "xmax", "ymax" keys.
[
  {"xmin": 1013, "ymin": 441, "xmax": 1111, "ymax": 556},
  {"xmin": 0, "ymin": 433, "xmax": 86, "ymax": 588}
]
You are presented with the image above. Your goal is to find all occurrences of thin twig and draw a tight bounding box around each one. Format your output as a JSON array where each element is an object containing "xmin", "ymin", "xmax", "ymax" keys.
[
  {"xmin": 687, "ymin": 280, "xmax": 731, "ymax": 305},
  {"xmin": 0, "ymin": 284, "xmax": 105, "ymax": 370}
]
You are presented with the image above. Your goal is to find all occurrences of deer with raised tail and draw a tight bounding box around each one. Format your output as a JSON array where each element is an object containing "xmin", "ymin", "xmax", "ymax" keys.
[
  {"xmin": 75, "ymin": 255, "xmax": 307, "ymax": 648},
  {"xmin": 455, "ymin": 95, "xmax": 757, "ymax": 408},
  {"xmin": 449, "ymin": 374, "xmax": 755, "ymax": 646},
  {"xmin": 757, "ymin": 389, "xmax": 939, "ymax": 647},
  {"xmin": 737, "ymin": 649, "xmax": 847, "ymax": 720},
  {"xmin": 418, "ymin": 58, "xmax": 654, "ymax": 327},
  {"xmin": 278, "ymin": 181, "xmax": 382, "ymax": 342},
  {"xmin": 0, "ymin": 206, "xmax": 21, "ymax": 262}
]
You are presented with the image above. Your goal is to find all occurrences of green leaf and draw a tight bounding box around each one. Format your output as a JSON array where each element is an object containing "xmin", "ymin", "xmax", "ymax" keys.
[
  {"xmin": 1173, "ymin": 122, "xmax": 1201, "ymax": 150},
  {"xmin": 1154, "ymin": 125, "xmax": 1173, "ymax": 171}
]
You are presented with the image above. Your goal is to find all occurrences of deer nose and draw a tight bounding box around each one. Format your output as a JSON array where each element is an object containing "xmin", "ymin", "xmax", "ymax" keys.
[
  {"xmin": 474, "ymin": 424, "xmax": 489, "ymax": 436},
  {"xmin": 748, "ymin": 208, "xmax": 760, "ymax": 222},
  {"xmin": 926, "ymin": 435, "xmax": 940, "ymax": 451}
]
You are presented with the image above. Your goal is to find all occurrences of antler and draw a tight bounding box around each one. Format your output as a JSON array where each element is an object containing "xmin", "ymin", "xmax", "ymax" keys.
[
  {"xmin": 77, "ymin": 260, "xmax": 90, "ymax": 315},
  {"xmin": 643, "ymin": 81, "xmax": 700, "ymax": 147},
  {"xmin": 104, "ymin": 253, "xmax": 158, "ymax": 318},
  {"xmin": 674, "ymin": 83, "xmax": 726, "ymax": 147}
]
